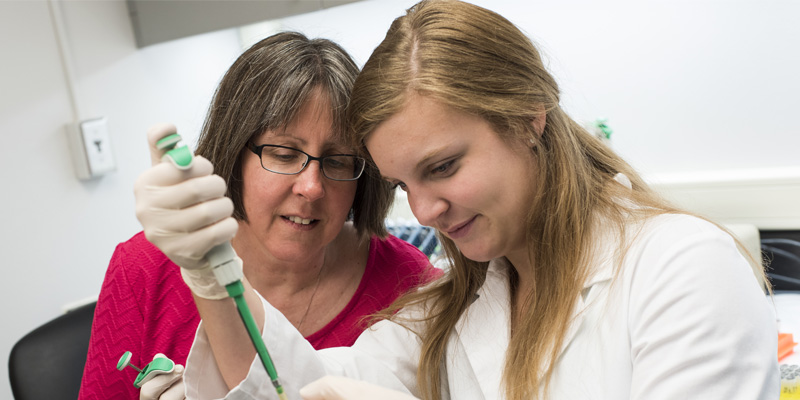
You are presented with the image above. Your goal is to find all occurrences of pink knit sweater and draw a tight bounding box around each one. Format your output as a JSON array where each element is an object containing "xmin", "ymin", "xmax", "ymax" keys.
[{"xmin": 79, "ymin": 232, "xmax": 438, "ymax": 399}]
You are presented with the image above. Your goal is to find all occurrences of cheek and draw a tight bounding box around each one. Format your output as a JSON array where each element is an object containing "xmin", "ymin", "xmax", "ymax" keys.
[
  {"xmin": 324, "ymin": 181, "xmax": 359, "ymax": 218},
  {"xmin": 450, "ymin": 161, "xmax": 494, "ymax": 205},
  {"xmin": 239, "ymin": 167, "xmax": 259, "ymax": 212},
  {"xmin": 240, "ymin": 179, "xmax": 276, "ymax": 218},
  {"xmin": 239, "ymin": 154, "xmax": 263, "ymax": 190},
  {"xmin": 239, "ymin": 164, "xmax": 285, "ymax": 216},
  {"xmin": 340, "ymin": 183, "xmax": 359, "ymax": 210}
]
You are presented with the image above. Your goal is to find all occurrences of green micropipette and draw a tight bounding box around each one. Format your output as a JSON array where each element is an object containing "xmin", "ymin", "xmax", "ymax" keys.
[
  {"xmin": 116, "ymin": 350, "xmax": 176, "ymax": 388},
  {"xmin": 156, "ymin": 133, "xmax": 288, "ymax": 400}
]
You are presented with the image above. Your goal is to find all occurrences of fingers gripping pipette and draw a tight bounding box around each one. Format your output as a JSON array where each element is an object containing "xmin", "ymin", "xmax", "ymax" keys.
[
  {"xmin": 116, "ymin": 351, "xmax": 175, "ymax": 388},
  {"xmin": 156, "ymin": 133, "xmax": 288, "ymax": 400}
]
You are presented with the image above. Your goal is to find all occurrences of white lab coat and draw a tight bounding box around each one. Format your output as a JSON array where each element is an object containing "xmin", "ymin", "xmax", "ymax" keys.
[{"xmin": 184, "ymin": 214, "xmax": 779, "ymax": 400}]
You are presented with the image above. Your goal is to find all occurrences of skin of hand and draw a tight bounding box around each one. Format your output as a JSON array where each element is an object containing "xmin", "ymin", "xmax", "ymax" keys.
[
  {"xmin": 299, "ymin": 376, "xmax": 419, "ymax": 400},
  {"xmin": 139, "ymin": 354, "xmax": 185, "ymax": 400}
]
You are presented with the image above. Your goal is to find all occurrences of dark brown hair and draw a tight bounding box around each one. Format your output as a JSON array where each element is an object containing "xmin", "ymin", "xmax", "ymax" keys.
[{"xmin": 196, "ymin": 31, "xmax": 393, "ymax": 237}]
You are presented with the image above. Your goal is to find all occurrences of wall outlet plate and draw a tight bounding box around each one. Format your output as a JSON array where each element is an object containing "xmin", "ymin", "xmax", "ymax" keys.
[{"xmin": 67, "ymin": 118, "xmax": 116, "ymax": 180}]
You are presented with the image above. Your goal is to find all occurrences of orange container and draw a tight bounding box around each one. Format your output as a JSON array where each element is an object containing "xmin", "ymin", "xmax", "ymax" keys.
[{"xmin": 780, "ymin": 333, "xmax": 797, "ymax": 361}]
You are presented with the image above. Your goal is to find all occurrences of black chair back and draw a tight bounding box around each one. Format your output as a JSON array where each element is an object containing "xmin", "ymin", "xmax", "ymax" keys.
[{"xmin": 9, "ymin": 301, "xmax": 96, "ymax": 400}]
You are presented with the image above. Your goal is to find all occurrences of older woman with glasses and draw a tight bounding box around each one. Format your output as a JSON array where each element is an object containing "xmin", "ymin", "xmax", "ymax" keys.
[{"xmin": 79, "ymin": 31, "xmax": 439, "ymax": 400}]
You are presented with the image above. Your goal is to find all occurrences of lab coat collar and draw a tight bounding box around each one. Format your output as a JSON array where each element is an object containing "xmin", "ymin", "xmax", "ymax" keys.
[
  {"xmin": 565, "ymin": 173, "xmax": 629, "ymax": 358},
  {"xmin": 452, "ymin": 259, "xmax": 511, "ymax": 399},
  {"xmin": 454, "ymin": 258, "xmax": 604, "ymax": 399},
  {"xmin": 582, "ymin": 172, "xmax": 630, "ymax": 290},
  {"xmin": 553, "ymin": 173, "xmax": 631, "ymax": 371},
  {"xmin": 487, "ymin": 249, "xmax": 616, "ymax": 359},
  {"xmin": 453, "ymin": 258, "xmax": 617, "ymax": 399},
  {"xmin": 454, "ymin": 173, "xmax": 629, "ymax": 397}
]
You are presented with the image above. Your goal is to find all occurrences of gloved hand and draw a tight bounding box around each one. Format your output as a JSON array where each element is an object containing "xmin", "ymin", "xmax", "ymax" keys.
[
  {"xmin": 299, "ymin": 376, "xmax": 419, "ymax": 400},
  {"xmin": 139, "ymin": 354, "xmax": 185, "ymax": 400},
  {"xmin": 134, "ymin": 123, "xmax": 238, "ymax": 298}
]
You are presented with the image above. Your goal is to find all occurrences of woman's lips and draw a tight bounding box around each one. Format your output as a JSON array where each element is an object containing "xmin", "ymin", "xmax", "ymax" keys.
[
  {"xmin": 445, "ymin": 215, "xmax": 477, "ymax": 240},
  {"xmin": 282, "ymin": 215, "xmax": 319, "ymax": 230}
]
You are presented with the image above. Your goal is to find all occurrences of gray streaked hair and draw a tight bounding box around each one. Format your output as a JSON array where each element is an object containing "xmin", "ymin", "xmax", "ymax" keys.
[{"xmin": 196, "ymin": 31, "xmax": 393, "ymax": 237}]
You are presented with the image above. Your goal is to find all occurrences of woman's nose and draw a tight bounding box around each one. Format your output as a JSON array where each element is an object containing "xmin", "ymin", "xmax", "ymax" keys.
[
  {"xmin": 293, "ymin": 161, "xmax": 325, "ymax": 201},
  {"xmin": 407, "ymin": 187, "xmax": 447, "ymax": 228}
]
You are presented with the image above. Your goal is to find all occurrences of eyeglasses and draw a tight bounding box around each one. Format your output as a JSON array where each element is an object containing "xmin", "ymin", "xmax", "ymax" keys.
[{"xmin": 246, "ymin": 143, "xmax": 366, "ymax": 181}]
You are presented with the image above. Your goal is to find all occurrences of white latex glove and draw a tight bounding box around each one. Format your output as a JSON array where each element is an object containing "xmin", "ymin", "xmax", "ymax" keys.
[
  {"xmin": 299, "ymin": 376, "xmax": 419, "ymax": 400},
  {"xmin": 134, "ymin": 124, "xmax": 238, "ymax": 298},
  {"xmin": 139, "ymin": 354, "xmax": 185, "ymax": 400},
  {"xmin": 135, "ymin": 123, "xmax": 237, "ymax": 271}
]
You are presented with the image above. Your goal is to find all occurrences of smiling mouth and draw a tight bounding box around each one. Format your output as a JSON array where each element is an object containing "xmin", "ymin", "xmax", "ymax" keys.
[
  {"xmin": 444, "ymin": 216, "xmax": 477, "ymax": 238},
  {"xmin": 283, "ymin": 216, "xmax": 318, "ymax": 225}
]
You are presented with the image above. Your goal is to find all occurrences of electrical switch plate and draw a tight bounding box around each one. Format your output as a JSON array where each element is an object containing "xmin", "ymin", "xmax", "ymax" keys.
[{"xmin": 67, "ymin": 117, "xmax": 116, "ymax": 180}]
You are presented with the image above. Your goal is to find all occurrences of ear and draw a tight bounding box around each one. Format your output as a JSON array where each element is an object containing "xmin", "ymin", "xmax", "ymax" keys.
[{"xmin": 531, "ymin": 112, "xmax": 546, "ymax": 137}]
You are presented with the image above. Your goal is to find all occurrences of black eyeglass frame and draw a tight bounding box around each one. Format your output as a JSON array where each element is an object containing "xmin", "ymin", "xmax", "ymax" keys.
[{"xmin": 246, "ymin": 142, "xmax": 366, "ymax": 181}]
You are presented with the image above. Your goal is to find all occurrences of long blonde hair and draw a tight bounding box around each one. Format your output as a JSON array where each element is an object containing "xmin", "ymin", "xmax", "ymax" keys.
[{"xmin": 347, "ymin": 1, "xmax": 768, "ymax": 399}]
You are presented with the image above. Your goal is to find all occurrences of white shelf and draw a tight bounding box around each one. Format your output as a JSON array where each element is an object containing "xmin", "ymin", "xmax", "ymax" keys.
[
  {"xmin": 648, "ymin": 167, "xmax": 800, "ymax": 230},
  {"xmin": 389, "ymin": 167, "xmax": 800, "ymax": 230}
]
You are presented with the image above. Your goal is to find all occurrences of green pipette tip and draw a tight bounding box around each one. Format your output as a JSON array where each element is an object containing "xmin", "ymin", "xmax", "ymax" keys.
[
  {"xmin": 155, "ymin": 133, "xmax": 182, "ymax": 151},
  {"xmin": 156, "ymin": 133, "xmax": 193, "ymax": 169}
]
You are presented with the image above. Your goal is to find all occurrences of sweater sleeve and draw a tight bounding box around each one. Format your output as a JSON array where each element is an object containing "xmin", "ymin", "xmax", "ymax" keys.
[
  {"xmin": 78, "ymin": 236, "xmax": 147, "ymax": 400},
  {"xmin": 78, "ymin": 232, "xmax": 200, "ymax": 400}
]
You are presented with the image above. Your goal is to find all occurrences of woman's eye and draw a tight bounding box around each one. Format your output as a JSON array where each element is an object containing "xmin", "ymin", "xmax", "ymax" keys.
[
  {"xmin": 263, "ymin": 148, "xmax": 301, "ymax": 163},
  {"xmin": 323, "ymin": 156, "xmax": 355, "ymax": 170},
  {"xmin": 392, "ymin": 182, "xmax": 408, "ymax": 192},
  {"xmin": 430, "ymin": 160, "xmax": 455, "ymax": 176},
  {"xmin": 271, "ymin": 154, "xmax": 298, "ymax": 162}
]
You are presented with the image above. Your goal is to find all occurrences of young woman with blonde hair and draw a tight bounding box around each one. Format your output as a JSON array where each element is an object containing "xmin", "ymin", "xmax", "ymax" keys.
[{"xmin": 137, "ymin": 1, "xmax": 778, "ymax": 399}]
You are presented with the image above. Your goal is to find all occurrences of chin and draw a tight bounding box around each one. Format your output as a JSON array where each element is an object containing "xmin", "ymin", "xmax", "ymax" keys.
[{"xmin": 455, "ymin": 245, "xmax": 496, "ymax": 263}]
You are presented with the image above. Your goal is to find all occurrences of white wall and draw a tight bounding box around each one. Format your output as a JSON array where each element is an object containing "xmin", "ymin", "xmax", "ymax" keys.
[
  {"xmin": 274, "ymin": 0, "xmax": 800, "ymax": 177},
  {"xmin": 0, "ymin": 1, "xmax": 242, "ymax": 398},
  {"xmin": 0, "ymin": 0, "xmax": 798, "ymax": 399}
]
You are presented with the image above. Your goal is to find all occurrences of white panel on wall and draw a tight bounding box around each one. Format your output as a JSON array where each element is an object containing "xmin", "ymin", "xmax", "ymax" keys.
[
  {"xmin": 0, "ymin": 2, "xmax": 242, "ymax": 399},
  {"xmin": 650, "ymin": 167, "xmax": 800, "ymax": 230},
  {"xmin": 127, "ymin": 0, "xmax": 363, "ymax": 47}
]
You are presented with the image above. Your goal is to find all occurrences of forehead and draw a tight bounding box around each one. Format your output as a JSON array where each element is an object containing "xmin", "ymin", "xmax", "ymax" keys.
[
  {"xmin": 365, "ymin": 95, "xmax": 488, "ymax": 175},
  {"xmin": 256, "ymin": 92, "xmax": 347, "ymax": 148},
  {"xmin": 369, "ymin": 94, "xmax": 461, "ymax": 139}
]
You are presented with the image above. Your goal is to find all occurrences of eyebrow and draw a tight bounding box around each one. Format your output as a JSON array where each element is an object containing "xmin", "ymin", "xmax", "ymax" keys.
[
  {"xmin": 414, "ymin": 147, "xmax": 447, "ymax": 172},
  {"xmin": 267, "ymin": 131, "xmax": 349, "ymax": 152},
  {"xmin": 384, "ymin": 141, "xmax": 455, "ymax": 180},
  {"xmin": 269, "ymin": 131, "xmax": 306, "ymax": 144},
  {"xmin": 380, "ymin": 146, "xmax": 448, "ymax": 182}
]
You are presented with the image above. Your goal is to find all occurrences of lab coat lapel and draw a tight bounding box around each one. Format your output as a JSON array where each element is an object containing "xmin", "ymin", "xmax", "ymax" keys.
[
  {"xmin": 554, "ymin": 230, "xmax": 617, "ymax": 363},
  {"xmin": 453, "ymin": 259, "xmax": 512, "ymax": 400},
  {"xmin": 451, "ymin": 174, "xmax": 629, "ymax": 397},
  {"xmin": 451, "ymin": 229, "xmax": 617, "ymax": 398}
]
